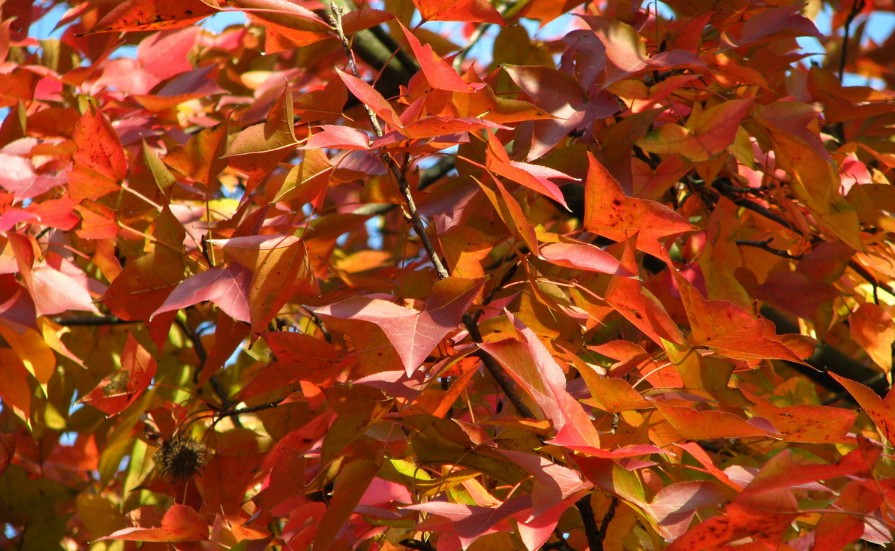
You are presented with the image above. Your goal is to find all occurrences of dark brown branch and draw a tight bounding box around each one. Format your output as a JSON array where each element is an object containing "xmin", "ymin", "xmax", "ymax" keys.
[
  {"xmin": 217, "ymin": 399, "xmax": 283, "ymax": 418},
  {"xmin": 839, "ymin": 0, "xmax": 865, "ymax": 83},
  {"xmin": 52, "ymin": 315, "xmax": 137, "ymax": 326},
  {"xmin": 735, "ymin": 238, "xmax": 803, "ymax": 260},
  {"xmin": 176, "ymin": 318, "xmax": 235, "ymax": 417},
  {"xmin": 598, "ymin": 497, "xmax": 619, "ymax": 548},
  {"xmin": 332, "ymin": 4, "xmax": 534, "ymax": 420},
  {"xmin": 762, "ymin": 306, "xmax": 889, "ymax": 399},
  {"xmin": 576, "ymin": 494, "xmax": 616, "ymax": 551},
  {"xmin": 714, "ymin": 183, "xmax": 797, "ymax": 232}
]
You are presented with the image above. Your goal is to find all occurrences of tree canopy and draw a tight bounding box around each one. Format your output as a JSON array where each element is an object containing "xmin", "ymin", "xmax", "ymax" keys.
[{"xmin": 2, "ymin": 0, "xmax": 895, "ymax": 549}]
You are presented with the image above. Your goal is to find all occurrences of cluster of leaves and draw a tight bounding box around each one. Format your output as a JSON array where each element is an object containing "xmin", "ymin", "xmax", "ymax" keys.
[{"xmin": 3, "ymin": 0, "xmax": 895, "ymax": 549}]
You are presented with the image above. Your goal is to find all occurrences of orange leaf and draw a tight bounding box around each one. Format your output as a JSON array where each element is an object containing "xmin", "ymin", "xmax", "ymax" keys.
[
  {"xmin": 99, "ymin": 504, "xmax": 209, "ymax": 542},
  {"xmin": 87, "ymin": 0, "xmax": 215, "ymax": 33},
  {"xmin": 412, "ymin": 0, "xmax": 503, "ymax": 24},
  {"xmin": 850, "ymin": 303, "xmax": 895, "ymax": 372},
  {"xmin": 583, "ymin": 153, "xmax": 693, "ymax": 256},
  {"xmin": 829, "ymin": 373, "xmax": 895, "ymax": 446}
]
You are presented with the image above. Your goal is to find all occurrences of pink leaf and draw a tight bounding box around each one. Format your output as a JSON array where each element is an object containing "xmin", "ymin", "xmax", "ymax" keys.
[
  {"xmin": 539, "ymin": 241, "xmax": 626, "ymax": 275},
  {"xmin": 304, "ymin": 125, "xmax": 371, "ymax": 150},
  {"xmin": 315, "ymin": 278, "xmax": 484, "ymax": 375},
  {"xmin": 153, "ymin": 264, "xmax": 252, "ymax": 322},
  {"xmin": 480, "ymin": 316, "xmax": 603, "ymax": 449}
]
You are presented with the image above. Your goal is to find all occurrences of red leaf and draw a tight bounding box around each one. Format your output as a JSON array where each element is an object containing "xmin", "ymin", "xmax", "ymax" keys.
[
  {"xmin": 152, "ymin": 264, "xmax": 252, "ymax": 323},
  {"xmin": 81, "ymin": 335, "xmax": 157, "ymax": 416},
  {"xmin": 88, "ymin": 0, "xmax": 214, "ymax": 33},
  {"xmin": 412, "ymin": 0, "xmax": 503, "ymax": 24},
  {"xmin": 315, "ymin": 278, "xmax": 484, "ymax": 375},
  {"xmin": 70, "ymin": 106, "xmax": 126, "ymax": 201},
  {"xmin": 484, "ymin": 131, "xmax": 574, "ymax": 207},
  {"xmin": 479, "ymin": 316, "xmax": 603, "ymax": 450},
  {"xmin": 99, "ymin": 504, "xmax": 209, "ymax": 542},
  {"xmin": 336, "ymin": 69, "xmax": 401, "ymax": 128},
  {"xmin": 671, "ymin": 264, "xmax": 815, "ymax": 363},
  {"xmin": 829, "ymin": 373, "xmax": 895, "ymax": 447},
  {"xmin": 399, "ymin": 23, "xmax": 474, "ymax": 93},
  {"xmin": 211, "ymin": 234, "xmax": 318, "ymax": 332},
  {"xmin": 0, "ymin": 433, "xmax": 14, "ymax": 476}
]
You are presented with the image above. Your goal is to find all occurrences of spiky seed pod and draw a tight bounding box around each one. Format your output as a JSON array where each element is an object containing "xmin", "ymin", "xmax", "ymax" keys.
[{"xmin": 153, "ymin": 435, "xmax": 206, "ymax": 481}]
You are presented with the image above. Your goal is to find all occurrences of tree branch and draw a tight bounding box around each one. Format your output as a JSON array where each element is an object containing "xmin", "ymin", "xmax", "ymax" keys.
[
  {"xmin": 735, "ymin": 238, "xmax": 803, "ymax": 260},
  {"xmin": 576, "ymin": 494, "xmax": 616, "ymax": 551}
]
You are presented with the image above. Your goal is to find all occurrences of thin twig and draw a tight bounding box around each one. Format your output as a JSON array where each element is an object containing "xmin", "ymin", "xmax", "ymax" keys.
[
  {"xmin": 598, "ymin": 497, "xmax": 619, "ymax": 547},
  {"xmin": 52, "ymin": 315, "xmax": 137, "ymax": 326},
  {"xmin": 714, "ymin": 183, "xmax": 798, "ymax": 232},
  {"xmin": 735, "ymin": 239, "xmax": 803, "ymax": 260},
  {"xmin": 176, "ymin": 318, "xmax": 235, "ymax": 418},
  {"xmin": 576, "ymin": 494, "xmax": 603, "ymax": 551},
  {"xmin": 839, "ymin": 0, "xmax": 865, "ymax": 83},
  {"xmin": 332, "ymin": 3, "xmax": 534, "ymax": 419}
]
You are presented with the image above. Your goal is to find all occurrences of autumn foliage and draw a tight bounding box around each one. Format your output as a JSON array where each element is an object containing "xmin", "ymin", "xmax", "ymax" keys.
[{"xmin": 4, "ymin": 0, "xmax": 895, "ymax": 549}]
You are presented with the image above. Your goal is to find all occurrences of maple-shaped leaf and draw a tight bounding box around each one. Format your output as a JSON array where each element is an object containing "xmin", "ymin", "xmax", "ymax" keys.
[
  {"xmin": 754, "ymin": 102, "xmax": 862, "ymax": 250},
  {"xmin": 498, "ymin": 450, "xmax": 591, "ymax": 516},
  {"xmin": 98, "ymin": 504, "xmax": 208, "ymax": 542},
  {"xmin": 829, "ymin": 373, "xmax": 895, "ymax": 447},
  {"xmin": 644, "ymin": 481, "xmax": 729, "ymax": 541},
  {"xmin": 849, "ymin": 303, "xmax": 895, "ymax": 372},
  {"xmin": 86, "ymin": 0, "xmax": 215, "ymax": 33},
  {"xmin": 210, "ymin": 234, "xmax": 318, "ymax": 332},
  {"xmin": 583, "ymin": 153, "xmax": 694, "ymax": 256},
  {"xmin": 81, "ymin": 335, "xmax": 157, "ymax": 416},
  {"xmin": 8, "ymin": 233, "xmax": 100, "ymax": 316},
  {"xmin": 479, "ymin": 316, "xmax": 603, "ymax": 450},
  {"xmin": 503, "ymin": 65, "xmax": 619, "ymax": 160},
  {"xmin": 580, "ymin": 16, "xmax": 704, "ymax": 85},
  {"xmin": 164, "ymin": 122, "xmax": 229, "ymax": 186},
  {"xmin": 225, "ymin": 87, "xmax": 299, "ymax": 157},
  {"xmin": 336, "ymin": 68, "xmax": 401, "ymax": 128},
  {"xmin": 484, "ymin": 131, "xmax": 575, "ymax": 208},
  {"xmin": 722, "ymin": 5, "xmax": 822, "ymax": 47},
  {"xmin": 399, "ymin": 23, "xmax": 473, "ymax": 93},
  {"xmin": 152, "ymin": 264, "xmax": 252, "ymax": 323},
  {"xmin": 314, "ymin": 278, "xmax": 484, "ymax": 375},
  {"xmin": 405, "ymin": 497, "xmax": 529, "ymax": 550},
  {"xmin": 412, "ymin": 0, "xmax": 503, "ymax": 24},
  {"xmin": 655, "ymin": 401, "xmax": 773, "ymax": 440},
  {"xmin": 669, "ymin": 261, "xmax": 815, "ymax": 363},
  {"xmin": 636, "ymin": 99, "xmax": 753, "ymax": 162},
  {"xmin": 745, "ymin": 392, "xmax": 856, "ymax": 443},
  {"xmin": 0, "ymin": 149, "xmax": 66, "ymax": 200},
  {"xmin": 69, "ymin": 105, "xmax": 127, "ymax": 202}
]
